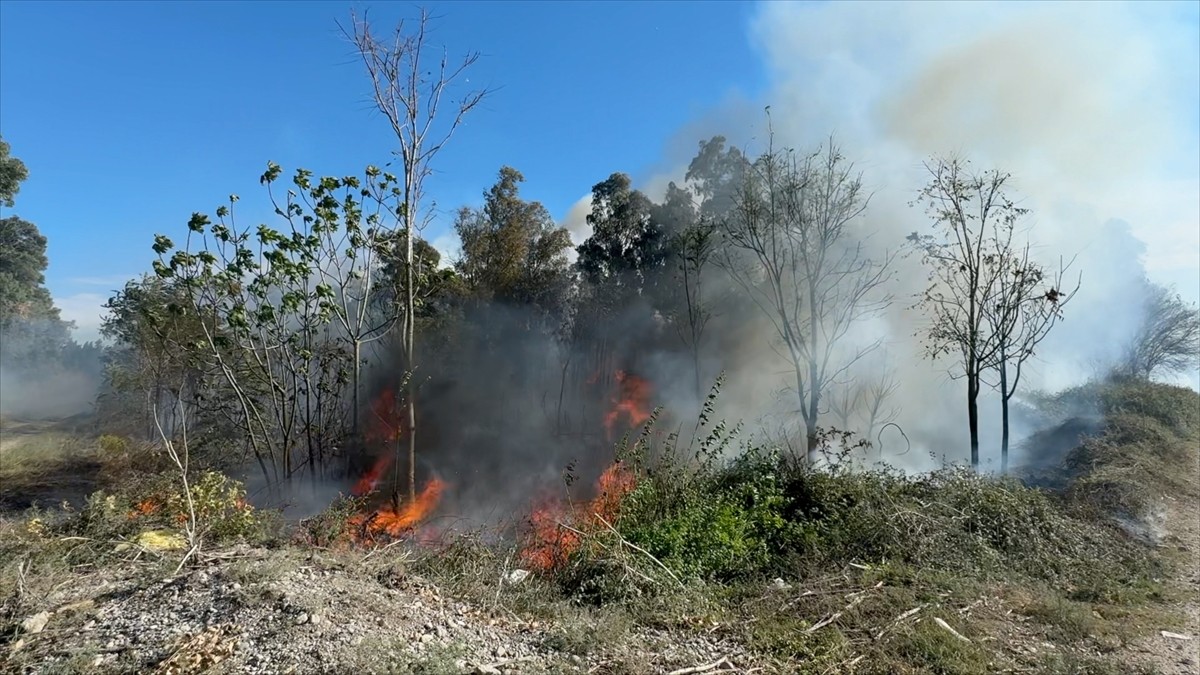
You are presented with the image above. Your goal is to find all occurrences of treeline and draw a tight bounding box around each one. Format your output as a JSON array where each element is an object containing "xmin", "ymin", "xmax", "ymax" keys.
[
  {"xmin": 0, "ymin": 137, "xmax": 105, "ymax": 419},
  {"xmin": 2, "ymin": 11, "xmax": 1195, "ymax": 499}
]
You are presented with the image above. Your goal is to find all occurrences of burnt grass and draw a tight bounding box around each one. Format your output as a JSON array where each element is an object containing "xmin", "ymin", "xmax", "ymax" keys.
[{"xmin": 1, "ymin": 379, "xmax": 1197, "ymax": 674}]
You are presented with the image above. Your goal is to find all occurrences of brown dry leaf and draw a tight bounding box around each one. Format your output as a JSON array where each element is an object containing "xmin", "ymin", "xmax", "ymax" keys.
[{"xmin": 153, "ymin": 624, "xmax": 238, "ymax": 675}]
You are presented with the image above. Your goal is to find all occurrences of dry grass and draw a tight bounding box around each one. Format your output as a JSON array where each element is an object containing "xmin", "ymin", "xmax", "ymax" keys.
[{"xmin": 0, "ymin": 423, "xmax": 101, "ymax": 512}]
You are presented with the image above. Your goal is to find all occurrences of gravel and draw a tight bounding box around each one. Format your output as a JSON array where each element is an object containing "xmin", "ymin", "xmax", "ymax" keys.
[{"xmin": 5, "ymin": 545, "xmax": 760, "ymax": 674}]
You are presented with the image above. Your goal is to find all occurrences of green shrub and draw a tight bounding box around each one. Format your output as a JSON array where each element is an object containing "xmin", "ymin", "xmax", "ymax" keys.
[
  {"xmin": 580, "ymin": 433, "xmax": 1163, "ymax": 605},
  {"xmin": 97, "ymin": 434, "xmax": 130, "ymax": 456},
  {"xmin": 296, "ymin": 492, "xmax": 370, "ymax": 548}
]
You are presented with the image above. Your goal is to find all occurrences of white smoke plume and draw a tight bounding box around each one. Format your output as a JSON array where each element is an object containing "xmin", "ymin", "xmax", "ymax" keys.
[{"xmin": 627, "ymin": 0, "xmax": 1199, "ymax": 470}]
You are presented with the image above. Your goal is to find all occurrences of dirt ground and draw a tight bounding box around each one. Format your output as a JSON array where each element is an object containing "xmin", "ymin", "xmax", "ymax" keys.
[{"xmin": 1119, "ymin": 491, "xmax": 1200, "ymax": 675}]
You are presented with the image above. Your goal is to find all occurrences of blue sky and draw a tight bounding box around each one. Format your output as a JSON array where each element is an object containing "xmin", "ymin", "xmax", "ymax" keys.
[
  {"xmin": 2, "ymin": 0, "xmax": 1197, "ymax": 350},
  {"xmin": 0, "ymin": 0, "xmax": 768, "ymax": 337}
]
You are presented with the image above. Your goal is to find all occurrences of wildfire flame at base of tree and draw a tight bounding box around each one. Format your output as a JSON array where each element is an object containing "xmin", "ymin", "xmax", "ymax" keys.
[
  {"xmin": 342, "ymin": 385, "xmax": 446, "ymax": 544},
  {"xmin": 349, "ymin": 477, "xmax": 446, "ymax": 540},
  {"xmin": 352, "ymin": 454, "xmax": 395, "ymax": 497},
  {"xmin": 341, "ymin": 370, "xmax": 650, "ymax": 555}
]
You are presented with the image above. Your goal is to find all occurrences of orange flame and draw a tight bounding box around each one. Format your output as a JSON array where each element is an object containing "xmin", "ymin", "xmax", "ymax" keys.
[
  {"xmin": 519, "ymin": 462, "xmax": 637, "ymax": 571},
  {"xmin": 350, "ymin": 477, "xmax": 446, "ymax": 540},
  {"xmin": 603, "ymin": 370, "xmax": 653, "ymax": 439},
  {"xmin": 366, "ymin": 387, "xmax": 407, "ymax": 445},
  {"xmin": 352, "ymin": 453, "xmax": 394, "ymax": 497},
  {"xmin": 131, "ymin": 498, "xmax": 161, "ymax": 518}
]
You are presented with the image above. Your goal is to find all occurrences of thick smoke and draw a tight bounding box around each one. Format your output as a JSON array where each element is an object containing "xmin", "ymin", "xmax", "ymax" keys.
[
  {"xmin": 604, "ymin": 1, "xmax": 1200, "ymax": 472},
  {"xmin": 0, "ymin": 367, "xmax": 100, "ymax": 420}
]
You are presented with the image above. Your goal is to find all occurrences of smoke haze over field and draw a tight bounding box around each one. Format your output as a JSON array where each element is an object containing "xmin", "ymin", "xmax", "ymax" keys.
[{"xmin": 556, "ymin": 0, "xmax": 1200, "ymax": 470}]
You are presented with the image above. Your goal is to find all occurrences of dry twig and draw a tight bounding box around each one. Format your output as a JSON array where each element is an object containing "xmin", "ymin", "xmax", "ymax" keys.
[
  {"xmin": 667, "ymin": 656, "xmax": 735, "ymax": 675},
  {"xmin": 593, "ymin": 513, "xmax": 685, "ymax": 589},
  {"xmin": 933, "ymin": 616, "xmax": 971, "ymax": 643}
]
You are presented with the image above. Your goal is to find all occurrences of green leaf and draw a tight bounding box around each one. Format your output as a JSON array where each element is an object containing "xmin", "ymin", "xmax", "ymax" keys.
[
  {"xmin": 186, "ymin": 213, "xmax": 210, "ymax": 233},
  {"xmin": 260, "ymin": 162, "xmax": 282, "ymax": 185},
  {"xmin": 152, "ymin": 234, "xmax": 175, "ymax": 254},
  {"xmin": 151, "ymin": 260, "xmax": 173, "ymax": 278}
]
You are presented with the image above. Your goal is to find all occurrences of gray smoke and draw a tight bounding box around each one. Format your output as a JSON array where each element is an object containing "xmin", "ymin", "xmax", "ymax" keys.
[{"xmin": 618, "ymin": 0, "xmax": 1198, "ymax": 471}]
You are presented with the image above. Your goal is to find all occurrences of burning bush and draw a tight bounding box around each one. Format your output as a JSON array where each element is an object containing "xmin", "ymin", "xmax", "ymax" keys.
[
  {"xmin": 124, "ymin": 471, "xmax": 265, "ymax": 543},
  {"xmin": 603, "ymin": 370, "xmax": 653, "ymax": 439},
  {"xmin": 319, "ymin": 368, "xmax": 660, "ymax": 553},
  {"xmin": 349, "ymin": 477, "xmax": 447, "ymax": 542},
  {"xmin": 518, "ymin": 462, "xmax": 638, "ymax": 572}
]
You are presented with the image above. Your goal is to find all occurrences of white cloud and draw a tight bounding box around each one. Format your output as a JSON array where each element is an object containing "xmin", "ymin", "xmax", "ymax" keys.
[{"xmin": 55, "ymin": 292, "xmax": 109, "ymax": 342}]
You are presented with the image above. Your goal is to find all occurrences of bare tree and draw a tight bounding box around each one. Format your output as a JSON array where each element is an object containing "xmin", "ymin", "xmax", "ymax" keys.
[
  {"xmin": 153, "ymin": 399, "xmax": 199, "ymax": 574},
  {"xmin": 720, "ymin": 128, "xmax": 895, "ymax": 465},
  {"xmin": 342, "ymin": 8, "xmax": 488, "ymax": 504},
  {"xmin": 981, "ymin": 249, "xmax": 1080, "ymax": 474},
  {"xmin": 673, "ymin": 218, "xmax": 717, "ymax": 399},
  {"xmin": 908, "ymin": 156, "xmax": 1026, "ymax": 471},
  {"xmin": 1121, "ymin": 282, "xmax": 1200, "ymax": 381},
  {"xmin": 824, "ymin": 365, "xmax": 900, "ymax": 454},
  {"xmin": 860, "ymin": 368, "xmax": 901, "ymax": 447},
  {"xmin": 826, "ymin": 380, "xmax": 861, "ymax": 432}
]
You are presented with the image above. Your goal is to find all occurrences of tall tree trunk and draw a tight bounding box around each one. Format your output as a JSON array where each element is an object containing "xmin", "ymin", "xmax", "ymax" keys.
[
  {"xmin": 407, "ymin": 394, "xmax": 416, "ymax": 503},
  {"xmin": 404, "ymin": 222, "xmax": 417, "ymax": 503},
  {"xmin": 967, "ymin": 370, "xmax": 980, "ymax": 471},
  {"xmin": 352, "ymin": 340, "xmax": 361, "ymax": 446},
  {"xmin": 999, "ymin": 348, "xmax": 1010, "ymax": 475},
  {"xmin": 807, "ymin": 358, "xmax": 821, "ymax": 466},
  {"xmin": 557, "ymin": 350, "xmax": 571, "ymax": 436}
]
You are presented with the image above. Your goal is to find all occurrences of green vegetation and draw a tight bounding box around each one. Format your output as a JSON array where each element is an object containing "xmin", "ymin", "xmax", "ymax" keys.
[
  {"xmin": 375, "ymin": 378, "xmax": 1196, "ymax": 673},
  {"xmin": 1, "ymin": 8, "xmax": 1197, "ymax": 673},
  {"xmin": 1, "ymin": 346, "xmax": 1196, "ymax": 674}
]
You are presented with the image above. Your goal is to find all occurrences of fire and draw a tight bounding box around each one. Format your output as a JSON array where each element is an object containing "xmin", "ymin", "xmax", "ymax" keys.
[
  {"xmin": 603, "ymin": 370, "xmax": 653, "ymax": 439},
  {"xmin": 518, "ymin": 369, "xmax": 653, "ymax": 570},
  {"xmin": 352, "ymin": 453, "xmax": 394, "ymax": 497},
  {"xmin": 338, "ymin": 369, "xmax": 651, "ymax": 554},
  {"xmin": 349, "ymin": 477, "xmax": 446, "ymax": 540},
  {"xmin": 332, "ymin": 385, "xmax": 448, "ymax": 545},
  {"xmin": 366, "ymin": 387, "xmax": 407, "ymax": 444},
  {"xmin": 593, "ymin": 461, "xmax": 637, "ymax": 519},
  {"xmin": 131, "ymin": 498, "xmax": 161, "ymax": 518},
  {"xmin": 519, "ymin": 462, "xmax": 638, "ymax": 571}
]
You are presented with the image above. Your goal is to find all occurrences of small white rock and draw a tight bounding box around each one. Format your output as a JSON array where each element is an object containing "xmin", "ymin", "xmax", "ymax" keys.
[{"xmin": 21, "ymin": 612, "xmax": 51, "ymax": 635}]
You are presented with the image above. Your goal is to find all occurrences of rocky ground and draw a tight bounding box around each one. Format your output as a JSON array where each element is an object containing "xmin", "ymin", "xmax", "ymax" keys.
[
  {"xmin": 4, "ymin": 398, "xmax": 1198, "ymax": 675},
  {"xmin": 4, "ymin": 544, "xmax": 756, "ymax": 675}
]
